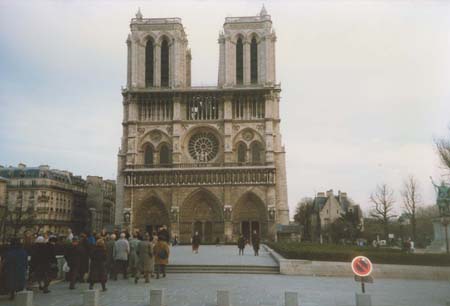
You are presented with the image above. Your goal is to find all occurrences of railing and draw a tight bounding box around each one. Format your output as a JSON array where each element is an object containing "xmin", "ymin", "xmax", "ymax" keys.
[
  {"xmin": 126, "ymin": 162, "xmax": 269, "ymax": 170},
  {"xmin": 125, "ymin": 167, "xmax": 276, "ymax": 187}
]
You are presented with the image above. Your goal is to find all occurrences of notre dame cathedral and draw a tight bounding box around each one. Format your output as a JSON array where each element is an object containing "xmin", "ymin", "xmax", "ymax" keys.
[{"xmin": 116, "ymin": 7, "xmax": 289, "ymax": 243}]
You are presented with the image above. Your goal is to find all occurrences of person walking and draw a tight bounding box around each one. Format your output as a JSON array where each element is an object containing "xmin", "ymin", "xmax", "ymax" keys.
[
  {"xmin": 3, "ymin": 238, "xmax": 28, "ymax": 300},
  {"xmin": 153, "ymin": 236, "xmax": 170, "ymax": 279},
  {"xmin": 128, "ymin": 235, "xmax": 140, "ymax": 277},
  {"xmin": 30, "ymin": 236, "xmax": 57, "ymax": 293},
  {"xmin": 78, "ymin": 234, "xmax": 90, "ymax": 283},
  {"xmin": 105, "ymin": 234, "xmax": 116, "ymax": 279},
  {"xmin": 191, "ymin": 231, "xmax": 201, "ymax": 254},
  {"xmin": 88, "ymin": 239, "xmax": 107, "ymax": 292},
  {"xmin": 135, "ymin": 233, "xmax": 153, "ymax": 284},
  {"xmin": 237, "ymin": 234, "xmax": 245, "ymax": 256},
  {"xmin": 64, "ymin": 236, "xmax": 83, "ymax": 289},
  {"xmin": 112, "ymin": 233, "xmax": 130, "ymax": 280},
  {"xmin": 251, "ymin": 230, "xmax": 260, "ymax": 256}
]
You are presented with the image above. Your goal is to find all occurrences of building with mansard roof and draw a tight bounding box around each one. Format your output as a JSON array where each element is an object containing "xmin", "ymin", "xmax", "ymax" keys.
[{"xmin": 116, "ymin": 7, "xmax": 289, "ymax": 243}]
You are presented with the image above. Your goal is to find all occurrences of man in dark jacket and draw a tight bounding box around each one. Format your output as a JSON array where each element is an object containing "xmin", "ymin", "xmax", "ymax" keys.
[
  {"xmin": 64, "ymin": 236, "xmax": 83, "ymax": 289},
  {"xmin": 30, "ymin": 236, "xmax": 57, "ymax": 293},
  {"xmin": 251, "ymin": 230, "xmax": 260, "ymax": 256}
]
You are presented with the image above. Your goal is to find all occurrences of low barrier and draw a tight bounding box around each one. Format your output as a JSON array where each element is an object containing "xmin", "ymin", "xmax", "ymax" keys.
[{"xmin": 12, "ymin": 289, "xmax": 450, "ymax": 306}]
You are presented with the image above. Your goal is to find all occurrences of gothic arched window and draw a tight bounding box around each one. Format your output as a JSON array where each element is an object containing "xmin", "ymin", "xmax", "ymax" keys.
[
  {"xmin": 144, "ymin": 145, "xmax": 154, "ymax": 166},
  {"xmin": 159, "ymin": 143, "xmax": 171, "ymax": 165},
  {"xmin": 250, "ymin": 37, "xmax": 258, "ymax": 84},
  {"xmin": 161, "ymin": 38, "xmax": 169, "ymax": 87},
  {"xmin": 237, "ymin": 142, "xmax": 246, "ymax": 163},
  {"xmin": 236, "ymin": 37, "xmax": 244, "ymax": 85},
  {"xmin": 250, "ymin": 142, "xmax": 263, "ymax": 164},
  {"xmin": 145, "ymin": 39, "xmax": 154, "ymax": 87}
]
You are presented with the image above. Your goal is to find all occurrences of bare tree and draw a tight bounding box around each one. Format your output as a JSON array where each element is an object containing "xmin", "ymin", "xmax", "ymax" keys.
[
  {"xmin": 435, "ymin": 128, "xmax": 450, "ymax": 172},
  {"xmin": 370, "ymin": 184, "xmax": 397, "ymax": 240},
  {"xmin": 401, "ymin": 175, "xmax": 421, "ymax": 241}
]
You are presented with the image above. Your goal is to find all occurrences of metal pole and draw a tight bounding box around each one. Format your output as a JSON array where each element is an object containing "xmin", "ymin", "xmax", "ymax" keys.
[
  {"xmin": 361, "ymin": 281, "xmax": 365, "ymax": 293},
  {"xmin": 445, "ymin": 220, "xmax": 449, "ymax": 254}
]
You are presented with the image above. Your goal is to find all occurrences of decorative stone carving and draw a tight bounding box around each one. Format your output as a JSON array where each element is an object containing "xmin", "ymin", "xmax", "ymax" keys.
[
  {"xmin": 224, "ymin": 205, "xmax": 232, "ymax": 221},
  {"xmin": 150, "ymin": 130, "xmax": 162, "ymax": 142},
  {"xmin": 268, "ymin": 206, "xmax": 276, "ymax": 221},
  {"xmin": 137, "ymin": 127, "xmax": 146, "ymax": 135},
  {"xmin": 171, "ymin": 206, "xmax": 179, "ymax": 222},
  {"xmin": 166, "ymin": 126, "xmax": 173, "ymax": 134},
  {"xmin": 243, "ymin": 130, "xmax": 254, "ymax": 141},
  {"xmin": 123, "ymin": 208, "xmax": 131, "ymax": 224},
  {"xmin": 256, "ymin": 124, "xmax": 264, "ymax": 132},
  {"xmin": 233, "ymin": 125, "xmax": 240, "ymax": 132}
]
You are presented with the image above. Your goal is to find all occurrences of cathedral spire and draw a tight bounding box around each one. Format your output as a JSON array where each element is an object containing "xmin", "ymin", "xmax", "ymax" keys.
[
  {"xmin": 259, "ymin": 4, "xmax": 268, "ymax": 16},
  {"xmin": 135, "ymin": 7, "xmax": 143, "ymax": 20}
]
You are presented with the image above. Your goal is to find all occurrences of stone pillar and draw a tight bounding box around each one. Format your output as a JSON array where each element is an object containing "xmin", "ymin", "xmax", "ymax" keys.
[
  {"xmin": 15, "ymin": 291, "xmax": 33, "ymax": 306},
  {"xmin": 217, "ymin": 290, "xmax": 230, "ymax": 306},
  {"xmin": 223, "ymin": 95, "xmax": 233, "ymax": 163},
  {"xmin": 243, "ymin": 41, "xmax": 250, "ymax": 85},
  {"xmin": 284, "ymin": 292, "xmax": 298, "ymax": 306},
  {"xmin": 83, "ymin": 290, "xmax": 99, "ymax": 306},
  {"xmin": 355, "ymin": 293, "xmax": 372, "ymax": 306},
  {"xmin": 150, "ymin": 289, "xmax": 166, "ymax": 306},
  {"xmin": 154, "ymin": 43, "xmax": 161, "ymax": 87}
]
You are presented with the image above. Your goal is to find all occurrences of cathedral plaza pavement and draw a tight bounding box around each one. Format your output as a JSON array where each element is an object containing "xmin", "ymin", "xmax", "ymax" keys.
[{"xmin": 0, "ymin": 246, "xmax": 449, "ymax": 306}]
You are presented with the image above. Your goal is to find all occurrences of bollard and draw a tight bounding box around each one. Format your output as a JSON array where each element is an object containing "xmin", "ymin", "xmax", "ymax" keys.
[
  {"xmin": 15, "ymin": 291, "xmax": 33, "ymax": 306},
  {"xmin": 83, "ymin": 289, "xmax": 99, "ymax": 306},
  {"xmin": 217, "ymin": 290, "xmax": 230, "ymax": 306},
  {"xmin": 284, "ymin": 292, "xmax": 298, "ymax": 306},
  {"xmin": 150, "ymin": 289, "xmax": 166, "ymax": 306},
  {"xmin": 355, "ymin": 293, "xmax": 372, "ymax": 306}
]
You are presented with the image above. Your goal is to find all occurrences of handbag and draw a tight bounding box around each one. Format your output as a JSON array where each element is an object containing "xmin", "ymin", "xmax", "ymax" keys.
[{"xmin": 63, "ymin": 262, "xmax": 70, "ymax": 273}]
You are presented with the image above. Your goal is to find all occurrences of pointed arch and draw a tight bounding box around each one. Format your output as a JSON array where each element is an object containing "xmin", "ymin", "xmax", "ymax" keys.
[
  {"xmin": 145, "ymin": 37, "xmax": 154, "ymax": 87},
  {"xmin": 237, "ymin": 142, "xmax": 247, "ymax": 163},
  {"xmin": 159, "ymin": 142, "xmax": 171, "ymax": 165},
  {"xmin": 232, "ymin": 191, "xmax": 268, "ymax": 240},
  {"xmin": 161, "ymin": 36, "xmax": 170, "ymax": 87},
  {"xmin": 236, "ymin": 37, "xmax": 244, "ymax": 85},
  {"xmin": 134, "ymin": 195, "xmax": 170, "ymax": 235},
  {"xmin": 250, "ymin": 141, "xmax": 264, "ymax": 164},
  {"xmin": 179, "ymin": 188, "xmax": 224, "ymax": 243},
  {"xmin": 144, "ymin": 143, "xmax": 154, "ymax": 166}
]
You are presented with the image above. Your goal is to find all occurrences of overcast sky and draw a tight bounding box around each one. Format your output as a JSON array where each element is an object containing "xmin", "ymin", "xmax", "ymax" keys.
[{"xmin": 1, "ymin": 0, "xmax": 449, "ymax": 217}]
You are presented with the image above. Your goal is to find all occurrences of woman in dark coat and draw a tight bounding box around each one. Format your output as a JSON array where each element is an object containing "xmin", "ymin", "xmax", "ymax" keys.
[
  {"xmin": 78, "ymin": 234, "xmax": 90, "ymax": 282},
  {"xmin": 88, "ymin": 239, "xmax": 107, "ymax": 291},
  {"xmin": 2, "ymin": 238, "xmax": 28, "ymax": 300}
]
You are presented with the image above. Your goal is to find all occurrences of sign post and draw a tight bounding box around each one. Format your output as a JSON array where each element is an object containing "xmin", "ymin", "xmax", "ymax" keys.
[{"xmin": 351, "ymin": 256, "xmax": 373, "ymax": 293}]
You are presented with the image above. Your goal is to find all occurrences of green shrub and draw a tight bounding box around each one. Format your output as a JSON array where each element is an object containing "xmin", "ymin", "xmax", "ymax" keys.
[{"xmin": 266, "ymin": 242, "xmax": 450, "ymax": 267}]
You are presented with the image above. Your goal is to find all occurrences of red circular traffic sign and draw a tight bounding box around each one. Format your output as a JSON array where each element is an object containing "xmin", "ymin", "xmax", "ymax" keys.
[{"xmin": 351, "ymin": 256, "xmax": 373, "ymax": 277}]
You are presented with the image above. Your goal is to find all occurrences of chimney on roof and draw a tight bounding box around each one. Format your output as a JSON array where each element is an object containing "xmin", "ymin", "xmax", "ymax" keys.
[
  {"xmin": 39, "ymin": 165, "xmax": 50, "ymax": 171},
  {"xmin": 18, "ymin": 163, "xmax": 26, "ymax": 169},
  {"xmin": 326, "ymin": 189, "xmax": 334, "ymax": 197},
  {"xmin": 317, "ymin": 192, "xmax": 325, "ymax": 197}
]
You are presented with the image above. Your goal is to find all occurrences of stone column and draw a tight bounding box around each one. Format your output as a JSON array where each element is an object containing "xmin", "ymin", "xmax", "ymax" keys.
[
  {"xmin": 223, "ymin": 95, "xmax": 233, "ymax": 163},
  {"xmin": 154, "ymin": 43, "xmax": 161, "ymax": 87},
  {"xmin": 243, "ymin": 41, "xmax": 251, "ymax": 85}
]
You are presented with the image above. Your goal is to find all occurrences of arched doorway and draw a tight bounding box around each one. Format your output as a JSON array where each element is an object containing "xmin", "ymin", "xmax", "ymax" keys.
[
  {"xmin": 232, "ymin": 192, "xmax": 267, "ymax": 242},
  {"xmin": 134, "ymin": 196, "xmax": 170, "ymax": 236},
  {"xmin": 180, "ymin": 189, "xmax": 224, "ymax": 243}
]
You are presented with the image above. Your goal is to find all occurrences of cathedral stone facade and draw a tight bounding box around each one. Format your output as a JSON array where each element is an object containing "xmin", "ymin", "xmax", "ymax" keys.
[{"xmin": 116, "ymin": 7, "xmax": 289, "ymax": 243}]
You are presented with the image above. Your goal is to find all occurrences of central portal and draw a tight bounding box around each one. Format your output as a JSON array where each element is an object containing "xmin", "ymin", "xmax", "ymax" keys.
[{"xmin": 180, "ymin": 189, "xmax": 224, "ymax": 243}]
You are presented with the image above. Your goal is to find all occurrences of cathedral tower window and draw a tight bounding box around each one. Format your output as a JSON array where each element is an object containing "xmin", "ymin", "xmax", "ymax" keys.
[
  {"xmin": 236, "ymin": 37, "xmax": 244, "ymax": 85},
  {"xmin": 237, "ymin": 142, "xmax": 246, "ymax": 163},
  {"xmin": 250, "ymin": 37, "xmax": 258, "ymax": 84},
  {"xmin": 161, "ymin": 38, "xmax": 170, "ymax": 87},
  {"xmin": 250, "ymin": 142, "xmax": 264, "ymax": 164},
  {"xmin": 159, "ymin": 143, "xmax": 172, "ymax": 165},
  {"xmin": 144, "ymin": 145, "xmax": 154, "ymax": 165},
  {"xmin": 188, "ymin": 132, "xmax": 219, "ymax": 162},
  {"xmin": 145, "ymin": 38, "xmax": 154, "ymax": 87}
]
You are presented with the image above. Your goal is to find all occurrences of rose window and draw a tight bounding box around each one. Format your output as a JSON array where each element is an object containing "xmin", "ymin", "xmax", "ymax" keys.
[{"xmin": 188, "ymin": 132, "xmax": 219, "ymax": 162}]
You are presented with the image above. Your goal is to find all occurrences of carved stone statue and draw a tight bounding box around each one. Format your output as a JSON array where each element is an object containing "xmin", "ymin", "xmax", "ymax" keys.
[{"xmin": 430, "ymin": 177, "xmax": 450, "ymax": 216}]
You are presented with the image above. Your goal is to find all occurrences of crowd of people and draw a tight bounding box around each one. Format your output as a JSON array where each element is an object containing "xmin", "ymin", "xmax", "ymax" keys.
[
  {"xmin": 0, "ymin": 226, "xmax": 171, "ymax": 300},
  {"xmin": 1, "ymin": 226, "xmax": 263, "ymax": 300}
]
